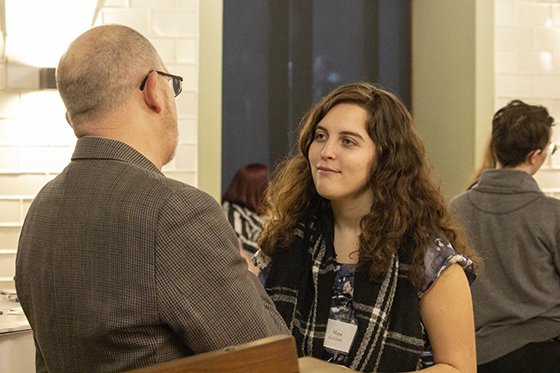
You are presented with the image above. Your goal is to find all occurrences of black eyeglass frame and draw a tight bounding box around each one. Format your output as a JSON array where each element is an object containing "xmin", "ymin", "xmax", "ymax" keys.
[
  {"xmin": 139, "ymin": 70, "xmax": 183, "ymax": 97},
  {"xmin": 548, "ymin": 142, "xmax": 557, "ymax": 155}
]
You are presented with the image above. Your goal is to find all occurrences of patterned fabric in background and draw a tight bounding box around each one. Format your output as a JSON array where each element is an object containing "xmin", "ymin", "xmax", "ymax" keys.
[{"xmin": 222, "ymin": 201, "xmax": 263, "ymax": 253}]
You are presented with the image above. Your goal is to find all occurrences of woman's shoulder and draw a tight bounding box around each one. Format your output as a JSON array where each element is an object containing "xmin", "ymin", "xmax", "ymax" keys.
[{"xmin": 420, "ymin": 234, "xmax": 475, "ymax": 295}]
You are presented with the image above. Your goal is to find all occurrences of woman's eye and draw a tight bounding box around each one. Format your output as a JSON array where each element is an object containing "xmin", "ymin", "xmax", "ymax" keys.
[
  {"xmin": 314, "ymin": 133, "xmax": 326, "ymax": 140},
  {"xmin": 342, "ymin": 138, "xmax": 356, "ymax": 146}
]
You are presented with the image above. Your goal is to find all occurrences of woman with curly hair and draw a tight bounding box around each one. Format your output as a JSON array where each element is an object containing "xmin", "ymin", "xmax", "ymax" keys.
[{"xmin": 255, "ymin": 83, "xmax": 478, "ymax": 372}]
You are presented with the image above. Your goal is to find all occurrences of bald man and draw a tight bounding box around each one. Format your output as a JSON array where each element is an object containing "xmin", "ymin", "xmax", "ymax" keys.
[{"xmin": 15, "ymin": 25, "xmax": 288, "ymax": 373}]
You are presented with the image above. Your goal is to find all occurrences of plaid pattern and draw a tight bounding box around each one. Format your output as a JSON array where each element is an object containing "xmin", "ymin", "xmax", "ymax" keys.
[
  {"xmin": 15, "ymin": 136, "xmax": 288, "ymax": 373},
  {"xmin": 222, "ymin": 201, "xmax": 263, "ymax": 253},
  {"xmin": 265, "ymin": 199, "xmax": 424, "ymax": 372}
]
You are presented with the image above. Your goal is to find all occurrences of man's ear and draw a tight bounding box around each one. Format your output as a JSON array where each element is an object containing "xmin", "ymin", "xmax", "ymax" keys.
[
  {"xmin": 527, "ymin": 149, "xmax": 542, "ymax": 165},
  {"xmin": 142, "ymin": 71, "xmax": 163, "ymax": 114}
]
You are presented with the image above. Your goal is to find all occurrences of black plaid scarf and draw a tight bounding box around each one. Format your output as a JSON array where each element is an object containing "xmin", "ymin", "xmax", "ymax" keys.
[{"xmin": 265, "ymin": 200, "xmax": 424, "ymax": 372}]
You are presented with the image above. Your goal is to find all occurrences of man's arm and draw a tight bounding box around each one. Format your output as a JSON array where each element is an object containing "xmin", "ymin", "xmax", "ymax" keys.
[{"xmin": 155, "ymin": 187, "xmax": 289, "ymax": 353}]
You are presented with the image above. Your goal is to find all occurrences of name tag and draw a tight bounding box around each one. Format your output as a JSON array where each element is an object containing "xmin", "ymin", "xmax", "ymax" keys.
[{"xmin": 323, "ymin": 318, "xmax": 358, "ymax": 354}]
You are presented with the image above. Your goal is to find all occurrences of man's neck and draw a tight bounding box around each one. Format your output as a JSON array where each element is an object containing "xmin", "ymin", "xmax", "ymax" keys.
[{"xmin": 74, "ymin": 113, "xmax": 168, "ymax": 170}]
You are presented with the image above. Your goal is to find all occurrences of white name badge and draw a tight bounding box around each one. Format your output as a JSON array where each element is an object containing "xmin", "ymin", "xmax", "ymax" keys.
[{"xmin": 323, "ymin": 318, "xmax": 358, "ymax": 354}]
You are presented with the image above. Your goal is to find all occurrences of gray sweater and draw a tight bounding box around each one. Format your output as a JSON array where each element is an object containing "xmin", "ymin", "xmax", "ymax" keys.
[{"xmin": 450, "ymin": 169, "xmax": 560, "ymax": 365}]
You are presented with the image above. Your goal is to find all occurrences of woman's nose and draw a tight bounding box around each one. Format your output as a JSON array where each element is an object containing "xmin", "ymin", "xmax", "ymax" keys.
[{"xmin": 321, "ymin": 141, "xmax": 335, "ymax": 159}]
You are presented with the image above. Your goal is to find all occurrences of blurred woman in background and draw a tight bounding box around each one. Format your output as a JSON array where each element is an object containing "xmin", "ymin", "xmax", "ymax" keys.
[{"xmin": 223, "ymin": 163, "xmax": 269, "ymax": 273}]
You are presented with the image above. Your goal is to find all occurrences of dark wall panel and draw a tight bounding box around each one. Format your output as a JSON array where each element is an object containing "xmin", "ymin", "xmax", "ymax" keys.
[
  {"xmin": 222, "ymin": 0, "xmax": 270, "ymax": 192},
  {"xmin": 222, "ymin": 0, "xmax": 411, "ymax": 191}
]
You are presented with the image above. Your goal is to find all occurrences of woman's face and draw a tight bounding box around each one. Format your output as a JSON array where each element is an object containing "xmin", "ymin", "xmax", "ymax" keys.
[{"xmin": 308, "ymin": 103, "xmax": 376, "ymax": 205}]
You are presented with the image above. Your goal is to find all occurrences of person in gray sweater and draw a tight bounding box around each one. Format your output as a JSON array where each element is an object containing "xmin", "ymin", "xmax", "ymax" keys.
[{"xmin": 450, "ymin": 100, "xmax": 560, "ymax": 373}]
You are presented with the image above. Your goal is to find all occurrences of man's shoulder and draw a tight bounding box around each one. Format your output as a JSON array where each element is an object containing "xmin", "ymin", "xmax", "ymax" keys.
[
  {"xmin": 158, "ymin": 175, "xmax": 215, "ymax": 203},
  {"xmin": 149, "ymin": 174, "xmax": 222, "ymax": 219},
  {"xmin": 136, "ymin": 174, "xmax": 224, "ymax": 222},
  {"xmin": 67, "ymin": 157, "xmax": 209, "ymax": 206},
  {"xmin": 111, "ymin": 162, "xmax": 203, "ymax": 198}
]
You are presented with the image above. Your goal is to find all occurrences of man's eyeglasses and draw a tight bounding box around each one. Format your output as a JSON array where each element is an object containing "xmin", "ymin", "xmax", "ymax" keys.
[
  {"xmin": 548, "ymin": 142, "xmax": 557, "ymax": 155},
  {"xmin": 140, "ymin": 70, "xmax": 183, "ymax": 97}
]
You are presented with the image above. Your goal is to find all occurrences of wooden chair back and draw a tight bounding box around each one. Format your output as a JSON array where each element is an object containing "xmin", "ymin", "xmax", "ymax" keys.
[{"xmin": 126, "ymin": 335, "xmax": 299, "ymax": 373}]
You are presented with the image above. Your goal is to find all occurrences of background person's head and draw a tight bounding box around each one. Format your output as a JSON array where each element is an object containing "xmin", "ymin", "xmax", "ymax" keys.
[
  {"xmin": 56, "ymin": 25, "xmax": 180, "ymax": 168},
  {"xmin": 492, "ymin": 100, "xmax": 554, "ymax": 173},
  {"xmin": 222, "ymin": 164, "xmax": 270, "ymax": 215}
]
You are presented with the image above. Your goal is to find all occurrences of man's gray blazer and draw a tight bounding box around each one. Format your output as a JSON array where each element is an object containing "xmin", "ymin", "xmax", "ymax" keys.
[{"xmin": 15, "ymin": 136, "xmax": 288, "ymax": 372}]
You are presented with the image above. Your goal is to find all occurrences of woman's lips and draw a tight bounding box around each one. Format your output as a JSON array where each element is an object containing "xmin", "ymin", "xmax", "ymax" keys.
[{"xmin": 317, "ymin": 166, "xmax": 340, "ymax": 174}]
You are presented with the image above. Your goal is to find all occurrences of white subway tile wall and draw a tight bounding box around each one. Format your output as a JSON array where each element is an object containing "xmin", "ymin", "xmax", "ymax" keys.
[
  {"xmin": 178, "ymin": 119, "xmax": 197, "ymax": 144},
  {"xmin": 0, "ymin": 64, "xmax": 6, "ymax": 90},
  {"xmin": 0, "ymin": 2, "xmax": 199, "ymax": 288},
  {"xmin": 103, "ymin": 0, "xmax": 128, "ymax": 8},
  {"xmin": 102, "ymin": 10, "xmax": 151, "ymax": 35},
  {"xmin": 0, "ymin": 92, "xmax": 21, "ymax": 118},
  {"xmin": 496, "ymin": 26, "xmax": 534, "ymax": 49},
  {"xmin": 151, "ymin": 38, "xmax": 177, "ymax": 62},
  {"xmin": 0, "ymin": 251, "xmax": 17, "ymax": 281},
  {"xmin": 496, "ymin": 2, "xmax": 515, "ymax": 26},
  {"xmin": 175, "ymin": 0, "xmax": 197, "ymax": 12},
  {"xmin": 176, "ymin": 38, "xmax": 198, "ymax": 64},
  {"xmin": 0, "ymin": 148, "xmax": 19, "ymax": 169},
  {"xmin": 151, "ymin": 11, "xmax": 198, "ymax": 37},
  {"xmin": 495, "ymin": 0, "xmax": 560, "ymax": 194},
  {"xmin": 6, "ymin": 65, "xmax": 39, "ymax": 90},
  {"xmin": 176, "ymin": 91, "xmax": 198, "ymax": 118},
  {"xmin": 0, "ymin": 200, "xmax": 19, "ymax": 223},
  {"xmin": 129, "ymin": 0, "xmax": 175, "ymax": 9}
]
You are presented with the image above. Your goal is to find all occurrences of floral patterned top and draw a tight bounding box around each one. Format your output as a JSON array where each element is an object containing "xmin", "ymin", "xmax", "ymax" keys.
[{"xmin": 322, "ymin": 236, "xmax": 475, "ymax": 367}]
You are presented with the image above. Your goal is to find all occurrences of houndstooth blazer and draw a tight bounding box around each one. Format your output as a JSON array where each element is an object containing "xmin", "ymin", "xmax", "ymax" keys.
[{"xmin": 15, "ymin": 136, "xmax": 288, "ymax": 373}]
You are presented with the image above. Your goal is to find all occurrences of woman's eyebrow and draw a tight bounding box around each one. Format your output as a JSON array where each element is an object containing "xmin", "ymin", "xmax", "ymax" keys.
[
  {"xmin": 339, "ymin": 131, "xmax": 365, "ymax": 140},
  {"xmin": 316, "ymin": 126, "xmax": 365, "ymax": 141}
]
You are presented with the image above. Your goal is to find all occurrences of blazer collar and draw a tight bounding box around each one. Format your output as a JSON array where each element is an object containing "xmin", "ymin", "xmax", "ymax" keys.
[{"xmin": 71, "ymin": 136, "xmax": 161, "ymax": 174}]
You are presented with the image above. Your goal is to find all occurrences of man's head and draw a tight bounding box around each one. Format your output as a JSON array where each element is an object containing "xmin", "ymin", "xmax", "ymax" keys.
[
  {"xmin": 492, "ymin": 100, "xmax": 555, "ymax": 172},
  {"xmin": 56, "ymin": 25, "xmax": 180, "ymax": 168},
  {"xmin": 57, "ymin": 25, "xmax": 162, "ymax": 126}
]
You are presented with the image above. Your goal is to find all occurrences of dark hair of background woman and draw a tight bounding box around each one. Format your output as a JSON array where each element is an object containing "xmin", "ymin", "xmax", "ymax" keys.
[
  {"xmin": 222, "ymin": 163, "xmax": 270, "ymax": 215},
  {"xmin": 258, "ymin": 82, "xmax": 478, "ymax": 288}
]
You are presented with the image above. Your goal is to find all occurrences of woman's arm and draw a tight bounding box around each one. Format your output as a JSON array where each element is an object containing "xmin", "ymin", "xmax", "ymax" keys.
[{"xmin": 414, "ymin": 263, "xmax": 477, "ymax": 373}]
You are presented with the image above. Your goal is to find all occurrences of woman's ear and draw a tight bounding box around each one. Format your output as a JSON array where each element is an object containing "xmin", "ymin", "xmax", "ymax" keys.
[{"xmin": 142, "ymin": 71, "xmax": 162, "ymax": 114}]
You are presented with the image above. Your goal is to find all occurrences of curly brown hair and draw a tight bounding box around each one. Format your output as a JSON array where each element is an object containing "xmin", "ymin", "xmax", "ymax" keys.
[{"xmin": 258, "ymin": 82, "xmax": 477, "ymax": 288}]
